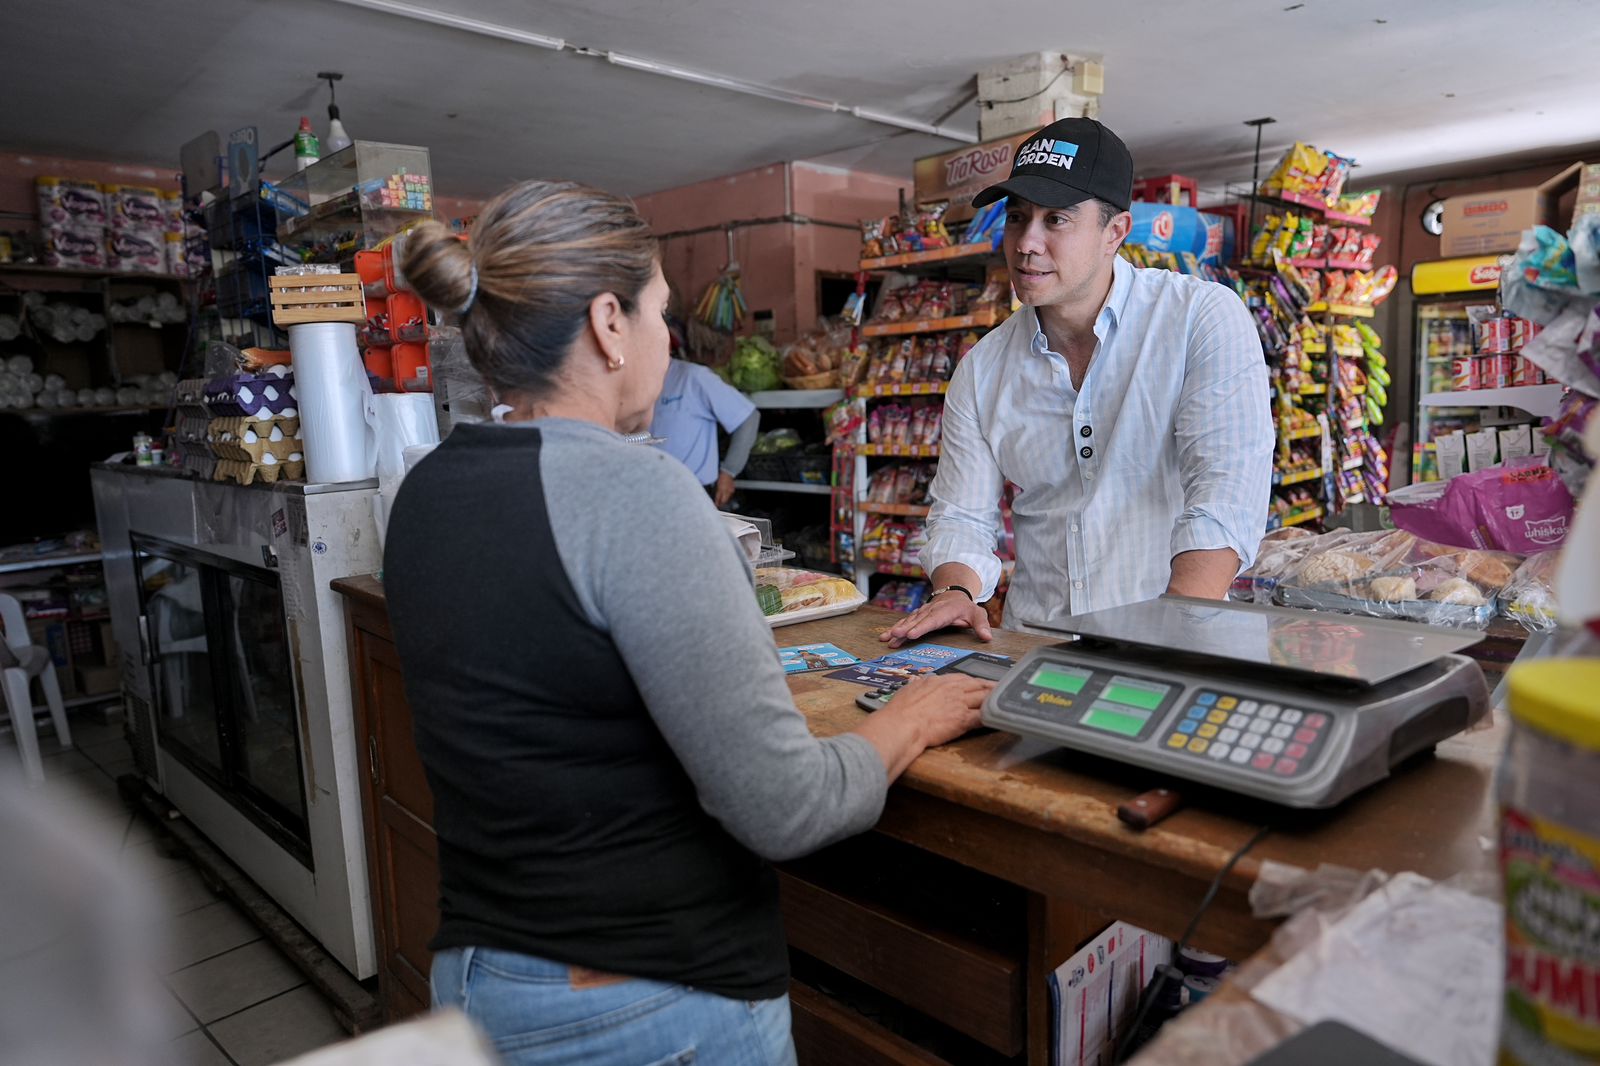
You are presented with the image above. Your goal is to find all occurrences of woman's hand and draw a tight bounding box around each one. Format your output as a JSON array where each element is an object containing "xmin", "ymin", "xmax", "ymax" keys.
[
  {"xmin": 854, "ymin": 673, "xmax": 995, "ymax": 781},
  {"xmin": 881, "ymin": 591, "xmax": 993, "ymax": 648}
]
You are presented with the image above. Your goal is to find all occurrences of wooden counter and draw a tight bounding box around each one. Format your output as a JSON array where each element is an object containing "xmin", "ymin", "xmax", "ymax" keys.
[{"xmin": 332, "ymin": 576, "xmax": 1504, "ymax": 1065}]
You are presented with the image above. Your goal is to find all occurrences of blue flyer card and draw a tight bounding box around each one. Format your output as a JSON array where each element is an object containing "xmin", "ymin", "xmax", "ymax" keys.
[
  {"xmin": 778, "ymin": 643, "xmax": 862, "ymax": 674},
  {"xmin": 823, "ymin": 643, "xmax": 976, "ymax": 687}
]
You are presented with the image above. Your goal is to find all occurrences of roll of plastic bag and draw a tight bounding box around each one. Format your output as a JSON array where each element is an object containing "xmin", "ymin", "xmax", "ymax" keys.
[
  {"xmin": 372, "ymin": 394, "xmax": 440, "ymax": 481},
  {"xmin": 288, "ymin": 322, "xmax": 378, "ymax": 483}
]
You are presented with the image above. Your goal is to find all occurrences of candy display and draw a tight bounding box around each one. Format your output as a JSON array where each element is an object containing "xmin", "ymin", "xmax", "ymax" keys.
[
  {"xmin": 359, "ymin": 169, "xmax": 432, "ymax": 211},
  {"xmin": 865, "ymin": 402, "xmax": 942, "ymax": 447},
  {"xmin": 861, "ymin": 516, "xmax": 925, "ymax": 568},
  {"xmin": 860, "ymin": 201, "xmax": 954, "ymax": 259}
]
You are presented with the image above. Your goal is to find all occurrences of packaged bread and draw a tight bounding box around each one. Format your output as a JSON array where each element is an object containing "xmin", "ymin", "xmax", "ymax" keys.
[
  {"xmin": 754, "ymin": 567, "xmax": 866, "ymax": 622},
  {"xmin": 1276, "ymin": 528, "xmax": 1519, "ymax": 628}
]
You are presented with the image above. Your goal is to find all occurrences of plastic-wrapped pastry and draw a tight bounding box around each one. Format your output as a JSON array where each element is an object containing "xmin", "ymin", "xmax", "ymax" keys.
[
  {"xmin": 1429, "ymin": 577, "xmax": 1488, "ymax": 606},
  {"xmin": 1368, "ymin": 575, "xmax": 1418, "ymax": 602},
  {"xmin": 1297, "ymin": 550, "xmax": 1374, "ymax": 586},
  {"xmin": 1457, "ymin": 550, "xmax": 1517, "ymax": 591}
]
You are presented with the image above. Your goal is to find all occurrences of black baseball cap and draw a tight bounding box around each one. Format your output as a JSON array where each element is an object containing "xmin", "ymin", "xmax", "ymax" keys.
[{"xmin": 973, "ymin": 118, "xmax": 1134, "ymax": 212}]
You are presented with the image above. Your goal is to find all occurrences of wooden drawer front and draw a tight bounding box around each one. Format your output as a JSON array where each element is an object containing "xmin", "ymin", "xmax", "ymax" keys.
[
  {"xmin": 366, "ymin": 636, "xmax": 434, "ymax": 825},
  {"xmin": 790, "ymin": 980, "xmax": 952, "ymax": 1066},
  {"xmin": 377, "ymin": 801, "xmax": 439, "ymax": 1011},
  {"xmin": 779, "ymin": 871, "xmax": 1025, "ymax": 1055}
]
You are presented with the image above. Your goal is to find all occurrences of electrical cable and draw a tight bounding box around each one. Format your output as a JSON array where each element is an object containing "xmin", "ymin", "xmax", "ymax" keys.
[
  {"xmin": 981, "ymin": 64, "xmax": 1071, "ymax": 106},
  {"xmin": 1112, "ymin": 824, "xmax": 1272, "ymax": 1064}
]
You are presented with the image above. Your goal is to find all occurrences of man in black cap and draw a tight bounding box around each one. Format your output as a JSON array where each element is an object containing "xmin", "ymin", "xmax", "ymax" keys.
[{"xmin": 885, "ymin": 118, "xmax": 1273, "ymax": 646}]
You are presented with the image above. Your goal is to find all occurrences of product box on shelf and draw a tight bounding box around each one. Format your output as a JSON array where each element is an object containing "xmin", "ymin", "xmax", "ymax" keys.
[
  {"xmin": 42, "ymin": 224, "xmax": 106, "ymax": 269},
  {"xmin": 36, "ymin": 177, "xmax": 106, "ymax": 228},
  {"xmin": 913, "ymin": 133, "xmax": 1029, "ymax": 221},
  {"xmin": 107, "ymin": 229, "xmax": 166, "ymax": 274},
  {"xmin": 104, "ymin": 185, "xmax": 166, "ymax": 232},
  {"xmin": 1439, "ymin": 162, "xmax": 1586, "ymax": 257}
]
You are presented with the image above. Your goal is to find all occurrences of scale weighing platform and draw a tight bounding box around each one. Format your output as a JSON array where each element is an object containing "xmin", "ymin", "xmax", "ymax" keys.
[{"xmin": 982, "ymin": 596, "xmax": 1491, "ymax": 808}]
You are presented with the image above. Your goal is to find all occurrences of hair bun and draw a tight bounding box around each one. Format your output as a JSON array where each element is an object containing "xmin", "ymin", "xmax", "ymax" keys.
[{"xmin": 401, "ymin": 220, "xmax": 475, "ymax": 316}]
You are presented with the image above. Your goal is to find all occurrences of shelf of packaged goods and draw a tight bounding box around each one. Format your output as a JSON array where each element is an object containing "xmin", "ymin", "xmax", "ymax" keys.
[
  {"xmin": 858, "ymin": 502, "xmax": 932, "ymax": 517},
  {"xmin": 1260, "ymin": 190, "xmax": 1331, "ymax": 214},
  {"xmin": 859, "ymin": 242, "xmax": 993, "ymax": 271},
  {"xmin": 0, "ymin": 263, "xmax": 187, "ymax": 283},
  {"xmin": 860, "ymin": 307, "xmax": 1002, "ymax": 338},
  {"xmin": 1282, "ymin": 426, "xmax": 1322, "ymax": 441},
  {"xmin": 277, "ymin": 193, "xmax": 429, "ymax": 239},
  {"xmin": 1343, "ymin": 457, "xmax": 1365, "ymax": 471},
  {"xmin": 1420, "ymin": 384, "xmax": 1564, "ymax": 418},
  {"xmin": 1307, "ymin": 302, "xmax": 1377, "ymax": 318},
  {"xmin": 1281, "ymin": 506, "xmax": 1325, "ymax": 528},
  {"xmin": 856, "ymin": 382, "xmax": 949, "ymax": 398},
  {"xmin": 1299, "ymin": 384, "xmax": 1327, "ymax": 395},
  {"xmin": 1324, "ymin": 211, "xmax": 1373, "ymax": 228},
  {"xmin": 0, "ymin": 551, "xmax": 103, "ymax": 575},
  {"xmin": 733, "ymin": 480, "xmax": 832, "ymax": 495},
  {"xmin": 746, "ymin": 388, "xmax": 845, "ymax": 409},
  {"xmin": 1274, "ymin": 468, "xmax": 1323, "ymax": 487},
  {"xmin": 873, "ymin": 562, "xmax": 926, "ymax": 578},
  {"xmin": 858, "ymin": 444, "xmax": 940, "ymax": 458}
]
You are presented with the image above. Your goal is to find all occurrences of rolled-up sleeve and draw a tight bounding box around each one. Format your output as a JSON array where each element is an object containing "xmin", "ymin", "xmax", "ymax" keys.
[
  {"xmin": 1170, "ymin": 289, "xmax": 1274, "ymax": 572},
  {"xmin": 923, "ymin": 357, "xmax": 1006, "ymax": 599}
]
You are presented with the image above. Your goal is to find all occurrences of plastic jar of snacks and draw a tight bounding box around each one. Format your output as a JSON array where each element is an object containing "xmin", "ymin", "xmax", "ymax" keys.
[{"xmin": 1498, "ymin": 659, "xmax": 1600, "ymax": 1065}]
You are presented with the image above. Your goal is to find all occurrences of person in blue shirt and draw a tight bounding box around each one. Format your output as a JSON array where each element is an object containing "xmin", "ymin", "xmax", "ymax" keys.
[{"xmin": 650, "ymin": 356, "xmax": 760, "ymax": 506}]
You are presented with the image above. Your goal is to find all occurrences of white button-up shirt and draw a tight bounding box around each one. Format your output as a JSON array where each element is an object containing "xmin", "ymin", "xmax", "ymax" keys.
[{"xmin": 923, "ymin": 255, "xmax": 1273, "ymax": 631}]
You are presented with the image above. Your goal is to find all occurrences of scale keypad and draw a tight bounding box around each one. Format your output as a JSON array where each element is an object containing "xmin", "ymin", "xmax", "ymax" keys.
[{"xmin": 1164, "ymin": 691, "xmax": 1329, "ymax": 776}]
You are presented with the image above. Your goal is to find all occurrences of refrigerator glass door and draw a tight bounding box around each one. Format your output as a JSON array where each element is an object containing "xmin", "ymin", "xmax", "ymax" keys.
[{"xmin": 136, "ymin": 545, "xmax": 225, "ymax": 779}]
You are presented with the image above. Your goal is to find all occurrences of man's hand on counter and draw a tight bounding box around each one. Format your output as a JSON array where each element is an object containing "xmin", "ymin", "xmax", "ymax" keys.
[{"xmin": 881, "ymin": 591, "xmax": 994, "ymax": 648}]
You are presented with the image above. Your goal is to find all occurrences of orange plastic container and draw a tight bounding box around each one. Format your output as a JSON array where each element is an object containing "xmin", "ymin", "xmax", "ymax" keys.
[
  {"xmin": 364, "ymin": 346, "xmax": 394, "ymax": 379},
  {"xmin": 393, "ymin": 342, "xmax": 431, "ymax": 392}
]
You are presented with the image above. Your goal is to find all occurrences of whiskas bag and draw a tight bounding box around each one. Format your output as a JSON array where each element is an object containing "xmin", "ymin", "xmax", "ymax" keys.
[{"xmin": 1388, "ymin": 457, "xmax": 1574, "ymax": 553}]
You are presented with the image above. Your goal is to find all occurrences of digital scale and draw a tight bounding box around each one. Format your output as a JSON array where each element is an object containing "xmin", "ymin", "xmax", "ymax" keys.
[{"xmin": 980, "ymin": 596, "xmax": 1491, "ymax": 808}]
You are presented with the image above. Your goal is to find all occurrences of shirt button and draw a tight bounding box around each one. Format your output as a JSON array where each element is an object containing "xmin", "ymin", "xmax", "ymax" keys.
[
  {"xmin": 1073, "ymin": 580, "xmax": 1084, "ymax": 589},
  {"xmin": 1084, "ymin": 470, "xmax": 1094, "ymax": 480},
  {"xmin": 1070, "ymin": 523, "xmax": 1079, "ymax": 532},
  {"xmin": 1080, "ymin": 446, "xmax": 1093, "ymax": 459},
  {"xmin": 1080, "ymin": 425, "xmax": 1092, "ymax": 437}
]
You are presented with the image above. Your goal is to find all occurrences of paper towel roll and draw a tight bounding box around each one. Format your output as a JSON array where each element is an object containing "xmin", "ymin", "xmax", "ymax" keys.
[{"xmin": 289, "ymin": 321, "xmax": 377, "ymax": 484}]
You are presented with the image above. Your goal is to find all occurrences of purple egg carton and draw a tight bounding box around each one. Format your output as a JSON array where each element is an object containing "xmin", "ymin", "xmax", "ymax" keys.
[{"xmin": 202, "ymin": 371, "xmax": 299, "ymax": 419}]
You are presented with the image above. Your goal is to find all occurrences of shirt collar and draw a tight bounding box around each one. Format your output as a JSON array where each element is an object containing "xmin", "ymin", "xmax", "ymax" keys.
[{"xmin": 1027, "ymin": 256, "xmax": 1134, "ymax": 356}]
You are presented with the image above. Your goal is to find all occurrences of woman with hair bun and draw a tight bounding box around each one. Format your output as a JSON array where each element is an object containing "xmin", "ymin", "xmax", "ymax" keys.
[{"xmin": 382, "ymin": 180, "xmax": 992, "ymax": 1065}]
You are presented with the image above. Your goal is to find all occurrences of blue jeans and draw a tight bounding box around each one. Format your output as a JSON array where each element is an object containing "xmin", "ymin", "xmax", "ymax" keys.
[{"xmin": 431, "ymin": 947, "xmax": 797, "ymax": 1066}]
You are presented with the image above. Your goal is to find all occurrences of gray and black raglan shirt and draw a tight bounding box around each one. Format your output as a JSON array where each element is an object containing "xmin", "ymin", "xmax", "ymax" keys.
[{"xmin": 382, "ymin": 418, "xmax": 886, "ymax": 1000}]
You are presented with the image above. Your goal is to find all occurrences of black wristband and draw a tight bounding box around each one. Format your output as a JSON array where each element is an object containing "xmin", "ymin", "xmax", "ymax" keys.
[{"xmin": 931, "ymin": 584, "xmax": 974, "ymax": 602}]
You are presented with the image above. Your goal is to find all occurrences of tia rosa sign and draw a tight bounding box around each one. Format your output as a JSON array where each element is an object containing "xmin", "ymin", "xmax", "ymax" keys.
[{"xmin": 916, "ymin": 133, "xmax": 1029, "ymax": 214}]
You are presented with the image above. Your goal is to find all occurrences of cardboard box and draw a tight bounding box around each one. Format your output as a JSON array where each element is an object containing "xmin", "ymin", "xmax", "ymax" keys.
[
  {"xmin": 75, "ymin": 664, "xmax": 120, "ymax": 695},
  {"xmin": 1576, "ymin": 162, "xmax": 1600, "ymax": 220},
  {"xmin": 1440, "ymin": 162, "xmax": 1585, "ymax": 257}
]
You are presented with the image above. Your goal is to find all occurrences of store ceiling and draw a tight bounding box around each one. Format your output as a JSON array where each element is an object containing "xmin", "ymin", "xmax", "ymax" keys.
[{"xmin": 3, "ymin": 0, "xmax": 1599, "ymax": 204}]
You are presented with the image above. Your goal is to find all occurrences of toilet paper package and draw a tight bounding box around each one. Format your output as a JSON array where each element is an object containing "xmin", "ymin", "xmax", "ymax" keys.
[
  {"xmin": 105, "ymin": 185, "xmax": 166, "ymax": 232},
  {"xmin": 290, "ymin": 322, "xmax": 378, "ymax": 484},
  {"xmin": 42, "ymin": 225, "xmax": 106, "ymax": 270},
  {"xmin": 36, "ymin": 177, "xmax": 105, "ymax": 228},
  {"xmin": 161, "ymin": 191, "xmax": 184, "ymax": 234},
  {"xmin": 107, "ymin": 229, "xmax": 166, "ymax": 274}
]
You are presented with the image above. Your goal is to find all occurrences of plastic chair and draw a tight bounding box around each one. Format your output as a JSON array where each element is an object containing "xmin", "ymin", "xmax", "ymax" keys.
[{"xmin": 0, "ymin": 593, "xmax": 74, "ymax": 786}]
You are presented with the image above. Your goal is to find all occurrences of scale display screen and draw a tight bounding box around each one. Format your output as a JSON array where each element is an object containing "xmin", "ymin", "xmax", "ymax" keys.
[
  {"xmin": 1029, "ymin": 664, "xmax": 1091, "ymax": 694},
  {"xmin": 1080, "ymin": 704, "xmax": 1149, "ymax": 737},
  {"xmin": 1100, "ymin": 676, "xmax": 1168, "ymax": 711}
]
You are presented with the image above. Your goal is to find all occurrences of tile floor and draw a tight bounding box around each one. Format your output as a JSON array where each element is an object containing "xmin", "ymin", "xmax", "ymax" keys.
[{"xmin": 3, "ymin": 705, "xmax": 351, "ymax": 1065}]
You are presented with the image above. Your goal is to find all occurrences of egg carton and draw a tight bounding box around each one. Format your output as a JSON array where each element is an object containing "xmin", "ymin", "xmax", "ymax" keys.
[
  {"xmin": 207, "ymin": 417, "xmax": 302, "ymax": 464},
  {"xmin": 213, "ymin": 455, "xmax": 306, "ymax": 486},
  {"xmin": 175, "ymin": 377, "xmax": 209, "ymax": 407},
  {"xmin": 202, "ymin": 368, "xmax": 298, "ymax": 420},
  {"xmin": 180, "ymin": 452, "xmax": 218, "ymax": 481}
]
